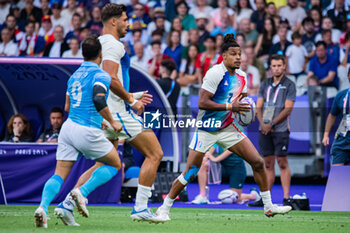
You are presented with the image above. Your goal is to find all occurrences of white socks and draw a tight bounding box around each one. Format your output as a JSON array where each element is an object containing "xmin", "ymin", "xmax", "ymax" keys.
[
  {"xmin": 161, "ymin": 195, "xmax": 175, "ymax": 211},
  {"xmin": 134, "ymin": 184, "xmax": 152, "ymax": 212},
  {"xmin": 63, "ymin": 193, "xmax": 76, "ymax": 211},
  {"xmin": 260, "ymin": 191, "xmax": 273, "ymax": 207}
]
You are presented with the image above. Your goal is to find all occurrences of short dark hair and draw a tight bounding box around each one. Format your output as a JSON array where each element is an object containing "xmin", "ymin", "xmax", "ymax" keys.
[
  {"xmin": 101, "ymin": 3, "xmax": 126, "ymax": 23},
  {"xmin": 152, "ymin": 28, "xmax": 164, "ymax": 37},
  {"xmin": 26, "ymin": 20, "xmax": 35, "ymax": 27},
  {"xmin": 72, "ymin": 13, "xmax": 81, "ymax": 19},
  {"xmin": 315, "ymin": 41, "xmax": 327, "ymax": 49},
  {"xmin": 151, "ymin": 40, "xmax": 161, "ymax": 46},
  {"xmin": 321, "ymin": 29, "xmax": 332, "ymax": 36},
  {"xmin": 50, "ymin": 107, "xmax": 63, "ymax": 115},
  {"xmin": 302, "ymin": 17, "xmax": 314, "ymax": 26},
  {"xmin": 221, "ymin": 33, "xmax": 239, "ymax": 53},
  {"xmin": 205, "ymin": 35, "xmax": 216, "ymax": 43},
  {"xmin": 271, "ymin": 54, "xmax": 285, "ymax": 64},
  {"xmin": 175, "ymin": 1, "xmax": 189, "ymax": 14},
  {"xmin": 345, "ymin": 31, "xmax": 350, "ymax": 42},
  {"xmin": 291, "ymin": 32, "xmax": 301, "ymax": 40},
  {"xmin": 161, "ymin": 59, "xmax": 177, "ymax": 74},
  {"xmin": 132, "ymin": 29, "xmax": 142, "ymax": 35},
  {"xmin": 82, "ymin": 36, "xmax": 101, "ymax": 61}
]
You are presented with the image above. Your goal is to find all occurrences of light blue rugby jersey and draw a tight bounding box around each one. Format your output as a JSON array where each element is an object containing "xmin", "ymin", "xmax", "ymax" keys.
[{"xmin": 67, "ymin": 61, "xmax": 111, "ymax": 129}]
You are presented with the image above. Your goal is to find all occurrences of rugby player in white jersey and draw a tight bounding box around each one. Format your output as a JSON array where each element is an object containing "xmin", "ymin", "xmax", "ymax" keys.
[
  {"xmin": 55, "ymin": 3, "xmax": 164, "ymax": 223},
  {"xmin": 156, "ymin": 34, "xmax": 292, "ymax": 221}
]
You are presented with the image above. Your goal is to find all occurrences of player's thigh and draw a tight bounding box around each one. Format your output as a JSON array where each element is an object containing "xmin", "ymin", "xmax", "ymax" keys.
[
  {"xmin": 189, "ymin": 129, "xmax": 217, "ymax": 154},
  {"xmin": 55, "ymin": 160, "xmax": 75, "ymax": 180},
  {"xmin": 56, "ymin": 120, "xmax": 80, "ymax": 161},
  {"xmin": 130, "ymin": 129, "xmax": 163, "ymax": 161},
  {"xmin": 95, "ymin": 146, "xmax": 121, "ymax": 170},
  {"xmin": 184, "ymin": 149, "xmax": 206, "ymax": 171},
  {"xmin": 227, "ymin": 138, "xmax": 263, "ymax": 168},
  {"xmin": 215, "ymin": 124, "xmax": 246, "ymax": 152}
]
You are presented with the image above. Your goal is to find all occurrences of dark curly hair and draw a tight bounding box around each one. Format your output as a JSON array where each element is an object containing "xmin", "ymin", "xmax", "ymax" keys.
[{"xmin": 221, "ymin": 33, "xmax": 239, "ymax": 53}]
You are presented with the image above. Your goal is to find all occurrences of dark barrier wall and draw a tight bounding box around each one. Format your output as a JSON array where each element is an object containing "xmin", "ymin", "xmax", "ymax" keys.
[{"xmin": 0, "ymin": 58, "xmax": 179, "ymax": 169}]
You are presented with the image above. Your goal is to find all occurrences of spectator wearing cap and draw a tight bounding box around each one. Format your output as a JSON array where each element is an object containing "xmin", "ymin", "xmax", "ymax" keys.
[
  {"xmin": 326, "ymin": 0, "xmax": 348, "ymax": 30},
  {"xmin": 239, "ymin": 18, "xmax": 259, "ymax": 47},
  {"xmin": 64, "ymin": 13, "xmax": 82, "ymax": 43},
  {"xmin": 315, "ymin": 17, "xmax": 342, "ymax": 44},
  {"xmin": 250, "ymin": 0, "xmax": 266, "ymax": 34},
  {"xmin": 86, "ymin": 6, "xmax": 103, "ymax": 36},
  {"xmin": 279, "ymin": 0, "xmax": 306, "ymax": 32},
  {"xmin": 61, "ymin": 0, "xmax": 77, "ymax": 29},
  {"xmin": 0, "ymin": 27, "xmax": 19, "ymax": 56},
  {"xmin": 19, "ymin": 0, "xmax": 42, "ymax": 31},
  {"xmin": 62, "ymin": 37, "xmax": 82, "ymax": 58},
  {"xmin": 148, "ymin": 40, "xmax": 172, "ymax": 79},
  {"xmin": 164, "ymin": 30, "xmax": 183, "ymax": 71},
  {"xmin": 302, "ymin": 17, "xmax": 317, "ymax": 58},
  {"xmin": 209, "ymin": 0, "xmax": 236, "ymax": 31},
  {"xmin": 131, "ymin": 42, "xmax": 149, "ymax": 71},
  {"xmin": 38, "ymin": 15, "xmax": 54, "ymax": 45},
  {"xmin": 307, "ymin": 41, "xmax": 339, "ymax": 89},
  {"xmin": 195, "ymin": 13, "xmax": 210, "ymax": 44},
  {"xmin": 210, "ymin": 12, "xmax": 237, "ymax": 37},
  {"xmin": 18, "ymin": 20, "xmax": 45, "ymax": 56},
  {"xmin": 272, "ymin": 18, "xmax": 292, "ymax": 44},
  {"xmin": 2, "ymin": 14, "xmax": 23, "ymax": 42},
  {"xmin": 51, "ymin": 3, "xmax": 69, "ymax": 35},
  {"xmin": 0, "ymin": 0, "xmax": 10, "ymax": 25},
  {"xmin": 39, "ymin": 0, "xmax": 51, "ymax": 17},
  {"xmin": 147, "ymin": 7, "xmax": 171, "ymax": 36},
  {"xmin": 268, "ymin": 26, "xmax": 291, "ymax": 66},
  {"xmin": 189, "ymin": 0, "xmax": 213, "ymax": 17},
  {"xmin": 176, "ymin": 1, "xmax": 197, "ymax": 31},
  {"xmin": 43, "ymin": 25, "xmax": 69, "ymax": 57}
]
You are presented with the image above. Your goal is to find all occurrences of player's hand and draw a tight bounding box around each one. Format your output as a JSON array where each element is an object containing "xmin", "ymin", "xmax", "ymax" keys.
[
  {"xmin": 261, "ymin": 123, "xmax": 272, "ymax": 135},
  {"xmin": 101, "ymin": 120, "xmax": 109, "ymax": 130},
  {"xmin": 208, "ymin": 154, "xmax": 218, "ymax": 162},
  {"xmin": 322, "ymin": 135, "xmax": 329, "ymax": 146},
  {"xmin": 140, "ymin": 91, "xmax": 153, "ymax": 105},
  {"xmin": 110, "ymin": 121, "xmax": 123, "ymax": 132},
  {"xmin": 132, "ymin": 100, "xmax": 145, "ymax": 115},
  {"xmin": 231, "ymin": 95, "xmax": 251, "ymax": 113}
]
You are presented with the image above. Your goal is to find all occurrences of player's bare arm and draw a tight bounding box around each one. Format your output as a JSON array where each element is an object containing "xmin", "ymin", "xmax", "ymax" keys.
[
  {"xmin": 322, "ymin": 113, "xmax": 337, "ymax": 146},
  {"xmin": 271, "ymin": 100, "xmax": 295, "ymax": 126},
  {"xmin": 64, "ymin": 94, "xmax": 70, "ymax": 113}
]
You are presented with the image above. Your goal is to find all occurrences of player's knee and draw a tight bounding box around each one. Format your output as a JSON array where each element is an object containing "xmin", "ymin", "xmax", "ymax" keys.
[
  {"xmin": 277, "ymin": 158, "xmax": 289, "ymax": 170},
  {"xmin": 151, "ymin": 148, "xmax": 163, "ymax": 163},
  {"xmin": 183, "ymin": 165, "xmax": 200, "ymax": 183},
  {"xmin": 264, "ymin": 160, "xmax": 274, "ymax": 170},
  {"xmin": 252, "ymin": 157, "xmax": 265, "ymax": 172}
]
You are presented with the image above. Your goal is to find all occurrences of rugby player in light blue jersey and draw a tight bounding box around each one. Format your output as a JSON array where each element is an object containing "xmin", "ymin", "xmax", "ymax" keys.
[
  {"xmin": 57, "ymin": 3, "xmax": 164, "ymax": 223},
  {"xmin": 34, "ymin": 36, "xmax": 123, "ymax": 228},
  {"xmin": 156, "ymin": 34, "xmax": 292, "ymax": 221}
]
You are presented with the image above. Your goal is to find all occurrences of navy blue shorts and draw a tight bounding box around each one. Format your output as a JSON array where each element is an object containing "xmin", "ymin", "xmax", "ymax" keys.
[
  {"xmin": 221, "ymin": 161, "xmax": 247, "ymax": 189},
  {"xmin": 331, "ymin": 134, "xmax": 350, "ymax": 165}
]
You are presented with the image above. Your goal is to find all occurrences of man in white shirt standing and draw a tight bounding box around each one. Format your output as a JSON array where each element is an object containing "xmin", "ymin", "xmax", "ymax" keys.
[
  {"xmin": 61, "ymin": 0, "xmax": 77, "ymax": 30},
  {"xmin": 279, "ymin": 0, "xmax": 306, "ymax": 32},
  {"xmin": 51, "ymin": 3, "xmax": 70, "ymax": 36}
]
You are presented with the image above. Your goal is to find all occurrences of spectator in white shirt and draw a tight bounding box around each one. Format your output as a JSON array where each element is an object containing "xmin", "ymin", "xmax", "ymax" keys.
[
  {"xmin": 285, "ymin": 32, "xmax": 308, "ymax": 78},
  {"xmin": 315, "ymin": 17, "xmax": 342, "ymax": 44},
  {"xmin": 0, "ymin": 28, "xmax": 19, "ymax": 56},
  {"xmin": 241, "ymin": 53, "xmax": 260, "ymax": 95},
  {"xmin": 279, "ymin": 0, "xmax": 306, "ymax": 32},
  {"xmin": 50, "ymin": 3, "xmax": 69, "ymax": 36},
  {"xmin": 61, "ymin": 0, "xmax": 77, "ymax": 29},
  {"xmin": 0, "ymin": 0, "xmax": 10, "ymax": 25},
  {"xmin": 62, "ymin": 37, "xmax": 82, "ymax": 58},
  {"xmin": 130, "ymin": 42, "xmax": 148, "ymax": 71},
  {"xmin": 189, "ymin": 0, "xmax": 213, "ymax": 17},
  {"xmin": 43, "ymin": 25, "xmax": 69, "ymax": 57}
]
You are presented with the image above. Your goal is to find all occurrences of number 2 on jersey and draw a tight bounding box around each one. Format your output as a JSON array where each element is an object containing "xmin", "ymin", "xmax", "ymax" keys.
[{"xmin": 71, "ymin": 81, "xmax": 82, "ymax": 107}]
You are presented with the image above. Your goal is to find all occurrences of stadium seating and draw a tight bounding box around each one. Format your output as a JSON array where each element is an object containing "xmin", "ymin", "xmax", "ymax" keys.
[
  {"xmin": 0, "ymin": 114, "xmax": 5, "ymax": 141},
  {"xmin": 21, "ymin": 106, "xmax": 43, "ymax": 141}
]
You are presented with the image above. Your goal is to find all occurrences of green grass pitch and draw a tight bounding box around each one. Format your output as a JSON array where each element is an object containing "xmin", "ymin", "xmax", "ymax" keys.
[{"xmin": 0, "ymin": 205, "xmax": 349, "ymax": 233}]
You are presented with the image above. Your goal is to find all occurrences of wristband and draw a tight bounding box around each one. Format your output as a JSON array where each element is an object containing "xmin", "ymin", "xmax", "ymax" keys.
[
  {"xmin": 130, "ymin": 99, "xmax": 137, "ymax": 107},
  {"xmin": 226, "ymin": 103, "xmax": 232, "ymax": 110}
]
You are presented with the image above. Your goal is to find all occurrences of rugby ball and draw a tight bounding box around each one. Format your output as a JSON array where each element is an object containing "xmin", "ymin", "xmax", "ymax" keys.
[
  {"xmin": 218, "ymin": 189, "xmax": 239, "ymax": 204},
  {"xmin": 236, "ymin": 97, "xmax": 256, "ymax": 126}
]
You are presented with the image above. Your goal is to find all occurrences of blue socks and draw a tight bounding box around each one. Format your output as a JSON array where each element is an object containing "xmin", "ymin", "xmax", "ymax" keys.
[
  {"xmin": 80, "ymin": 165, "xmax": 118, "ymax": 197},
  {"xmin": 40, "ymin": 174, "xmax": 64, "ymax": 214}
]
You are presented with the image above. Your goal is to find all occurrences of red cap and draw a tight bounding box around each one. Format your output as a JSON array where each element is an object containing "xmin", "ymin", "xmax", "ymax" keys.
[{"xmin": 41, "ymin": 15, "xmax": 51, "ymax": 23}]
